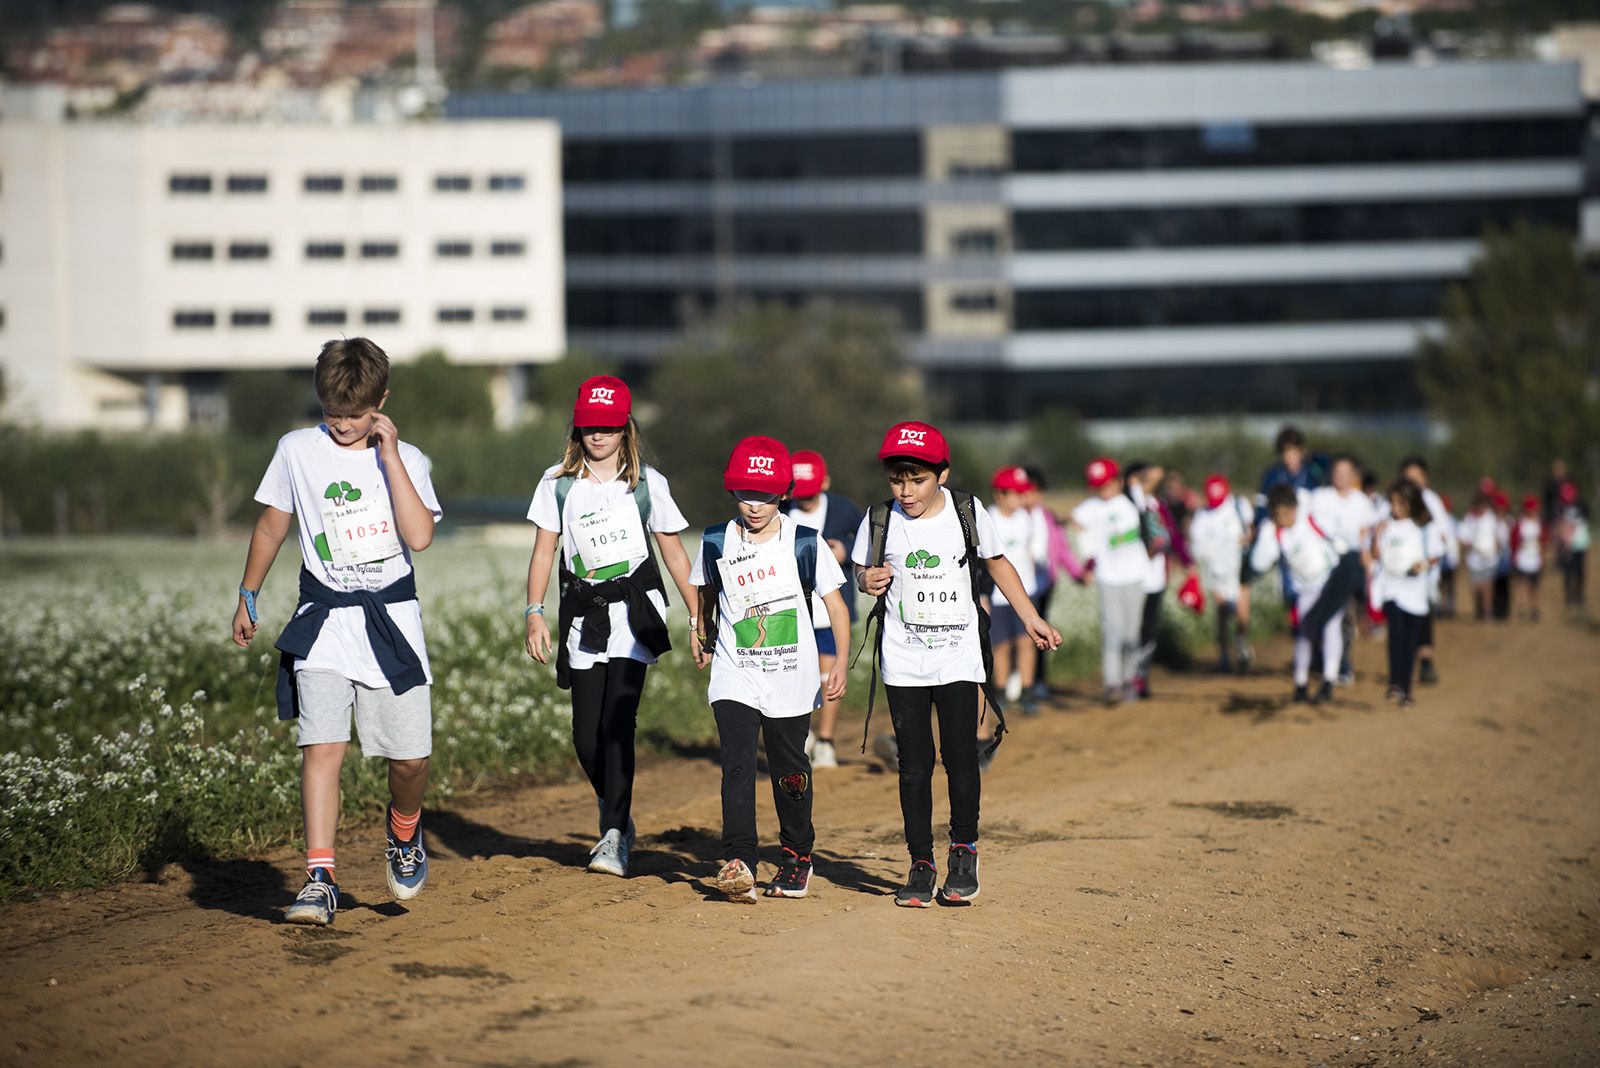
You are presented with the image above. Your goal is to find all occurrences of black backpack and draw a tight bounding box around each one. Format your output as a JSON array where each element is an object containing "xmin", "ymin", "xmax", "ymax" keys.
[{"xmin": 852, "ymin": 489, "xmax": 1006, "ymax": 758}]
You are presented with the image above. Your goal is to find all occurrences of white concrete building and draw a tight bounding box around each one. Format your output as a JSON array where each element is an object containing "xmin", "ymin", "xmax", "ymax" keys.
[{"xmin": 0, "ymin": 100, "xmax": 564, "ymax": 429}]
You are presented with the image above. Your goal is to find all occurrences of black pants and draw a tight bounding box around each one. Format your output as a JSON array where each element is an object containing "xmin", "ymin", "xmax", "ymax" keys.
[
  {"xmin": 887, "ymin": 682, "xmax": 980, "ymax": 863},
  {"xmin": 568, "ymin": 658, "xmax": 649, "ymax": 836},
  {"xmin": 1492, "ymin": 571, "xmax": 1511, "ymax": 620},
  {"xmin": 1137, "ymin": 590, "xmax": 1162, "ymax": 682},
  {"xmin": 1385, "ymin": 602, "xmax": 1426, "ymax": 694},
  {"xmin": 712, "ymin": 702, "xmax": 813, "ymax": 874},
  {"xmin": 1564, "ymin": 550, "xmax": 1587, "ymax": 606},
  {"xmin": 1033, "ymin": 582, "xmax": 1056, "ymax": 684}
]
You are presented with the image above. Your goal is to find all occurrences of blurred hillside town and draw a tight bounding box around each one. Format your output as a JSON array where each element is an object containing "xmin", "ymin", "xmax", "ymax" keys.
[{"xmin": 1, "ymin": 0, "xmax": 1598, "ymax": 433}]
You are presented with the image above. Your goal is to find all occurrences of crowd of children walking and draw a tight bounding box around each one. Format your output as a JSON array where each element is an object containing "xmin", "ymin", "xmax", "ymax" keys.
[{"xmin": 229, "ymin": 339, "xmax": 1592, "ymax": 924}]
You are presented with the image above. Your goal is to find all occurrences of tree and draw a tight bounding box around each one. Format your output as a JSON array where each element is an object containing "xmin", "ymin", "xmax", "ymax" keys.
[
  {"xmin": 647, "ymin": 301, "xmax": 927, "ymax": 524},
  {"xmin": 384, "ymin": 349, "xmax": 494, "ymax": 435},
  {"xmin": 1417, "ymin": 222, "xmax": 1600, "ymax": 489},
  {"xmin": 226, "ymin": 369, "xmax": 315, "ymax": 438}
]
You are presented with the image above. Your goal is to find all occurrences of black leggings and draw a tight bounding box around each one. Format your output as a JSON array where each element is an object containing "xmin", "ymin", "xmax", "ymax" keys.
[
  {"xmin": 568, "ymin": 658, "xmax": 649, "ymax": 836},
  {"xmin": 1564, "ymin": 550, "xmax": 1587, "ymax": 606},
  {"xmin": 1384, "ymin": 602, "xmax": 1426, "ymax": 694},
  {"xmin": 712, "ymin": 702, "xmax": 814, "ymax": 873},
  {"xmin": 887, "ymin": 682, "xmax": 980, "ymax": 863},
  {"xmin": 1138, "ymin": 590, "xmax": 1162, "ymax": 680}
]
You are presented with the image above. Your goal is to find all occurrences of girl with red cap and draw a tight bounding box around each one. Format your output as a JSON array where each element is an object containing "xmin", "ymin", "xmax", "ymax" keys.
[
  {"xmin": 690, "ymin": 437, "xmax": 851, "ymax": 902},
  {"xmin": 780, "ymin": 449, "xmax": 865, "ymax": 771},
  {"xmin": 988, "ymin": 465, "xmax": 1045, "ymax": 717},
  {"xmin": 1188, "ymin": 474, "xmax": 1257, "ymax": 673},
  {"xmin": 1511, "ymin": 495, "xmax": 1546, "ymax": 622},
  {"xmin": 1068, "ymin": 457, "xmax": 1150, "ymax": 704},
  {"xmin": 853, "ymin": 422, "xmax": 1061, "ymax": 907},
  {"xmin": 523, "ymin": 376, "xmax": 699, "ymax": 879}
]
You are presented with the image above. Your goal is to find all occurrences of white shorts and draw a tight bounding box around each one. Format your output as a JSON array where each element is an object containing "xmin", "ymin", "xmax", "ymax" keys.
[{"xmin": 294, "ymin": 669, "xmax": 432, "ymax": 759}]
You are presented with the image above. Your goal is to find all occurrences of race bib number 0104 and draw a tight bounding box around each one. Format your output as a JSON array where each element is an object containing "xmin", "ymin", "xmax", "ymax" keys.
[
  {"xmin": 901, "ymin": 564, "xmax": 968, "ymax": 626},
  {"xmin": 571, "ymin": 505, "xmax": 646, "ymax": 572},
  {"xmin": 717, "ymin": 548, "xmax": 801, "ymax": 616},
  {"xmin": 322, "ymin": 495, "xmax": 402, "ymax": 567}
]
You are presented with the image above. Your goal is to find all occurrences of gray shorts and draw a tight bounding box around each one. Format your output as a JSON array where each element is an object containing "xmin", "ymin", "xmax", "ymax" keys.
[{"xmin": 294, "ymin": 669, "xmax": 432, "ymax": 759}]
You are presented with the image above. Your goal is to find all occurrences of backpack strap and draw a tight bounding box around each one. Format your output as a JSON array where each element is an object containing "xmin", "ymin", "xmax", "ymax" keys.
[
  {"xmin": 554, "ymin": 474, "xmax": 576, "ymax": 531},
  {"xmin": 697, "ymin": 523, "xmax": 727, "ymax": 654},
  {"xmin": 851, "ymin": 500, "xmax": 894, "ymax": 754},
  {"xmin": 795, "ymin": 524, "xmax": 818, "ymax": 605},
  {"xmin": 950, "ymin": 489, "xmax": 1006, "ymax": 757}
]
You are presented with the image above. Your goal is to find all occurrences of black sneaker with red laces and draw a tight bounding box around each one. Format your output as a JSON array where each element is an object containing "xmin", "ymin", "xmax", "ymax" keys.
[
  {"xmin": 937, "ymin": 843, "xmax": 980, "ymax": 906},
  {"xmin": 765, "ymin": 848, "xmax": 812, "ymax": 899}
]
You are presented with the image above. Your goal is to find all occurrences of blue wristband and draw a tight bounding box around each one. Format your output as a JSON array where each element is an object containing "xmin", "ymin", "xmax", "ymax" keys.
[{"xmin": 239, "ymin": 585, "xmax": 259, "ymax": 625}]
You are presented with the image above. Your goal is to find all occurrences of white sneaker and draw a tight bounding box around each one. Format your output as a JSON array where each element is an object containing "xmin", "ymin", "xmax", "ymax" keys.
[
  {"xmin": 715, "ymin": 859, "xmax": 757, "ymax": 904},
  {"xmin": 804, "ymin": 732, "xmax": 817, "ymax": 758},
  {"xmin": 812, "ymin": 739, "xmax": 838, "ymax": 769},
  {"xmin": 587, "ymin": 829, "xmax": 627, "ymax": 877},
  {"xmin": 1004, "ymin": 673, "xmax": 1023, "ymax": 703}
]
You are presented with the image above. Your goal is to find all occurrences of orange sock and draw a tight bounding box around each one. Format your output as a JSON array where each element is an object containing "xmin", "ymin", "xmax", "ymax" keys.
[
  {"xmin": 389, "ymin": 805, "xmax": 420, "ymax": 842},
  {"xmin": 306, "ymin": 849, "xmax": 335, "ymax": 879}
]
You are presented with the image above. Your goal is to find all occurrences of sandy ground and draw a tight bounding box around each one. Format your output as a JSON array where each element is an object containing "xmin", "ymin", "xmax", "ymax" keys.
[{"xmin": 4, "ymin": 585, "xmax": 1599, "ymax": 1067}]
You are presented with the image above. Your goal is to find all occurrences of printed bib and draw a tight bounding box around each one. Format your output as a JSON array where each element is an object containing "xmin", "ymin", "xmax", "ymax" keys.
[
  {"xmin": 1285, "ymin": 536, "xmax": 1325, "ymax": 577},
  {"xmin": 718, "ymin": 544, "xmax": 801, "ymax": 616},
  {"xmin": 571, "ymin": 503, "xmax": 646, "ymax": 572},
  {"xmin": 900, "ymin": 551, "xmax": 968, "ymax": 626},
  {"xmin": 320, "ymin": 481, "xmax": 402, "ymax": 567}
]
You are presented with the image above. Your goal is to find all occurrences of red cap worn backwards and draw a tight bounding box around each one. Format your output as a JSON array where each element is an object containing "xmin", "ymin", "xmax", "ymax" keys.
[
  {"xmin": 878, "ymin": 421, "xmax": 949, "ymax": 465},
  {"xmin": 1204, "ymin": 475, "xmax": 1230, "ymax": 507},
  {"xmin": 1085, "ymin": 457, "xmax": 1120, "ymax": 489},
  {"xmin": 791, "ymin": 450, "xmax": 827, "ymax": 498},
  {"xmin": 573, "ymin": 375, "xmax": 631, "ymax": 426},
  {"xmin": 724, "ymin": 436, "xmax": 792, "ymax": 494}
]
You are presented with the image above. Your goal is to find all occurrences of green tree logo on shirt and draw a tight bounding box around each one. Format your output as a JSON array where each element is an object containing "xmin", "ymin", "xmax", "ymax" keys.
[
  {"xmin": 904, "ymin": 549, "xmax": 941, "ymax": 569},
  {"xmin": 323, "ymin": 481, "xmax": 362, "ymax": 507}
]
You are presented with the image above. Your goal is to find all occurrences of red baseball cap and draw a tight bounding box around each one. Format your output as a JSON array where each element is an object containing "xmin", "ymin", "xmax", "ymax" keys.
[
  {"xmin": 1559, "ymin": 481, "xmax": 1579, "ymax": 504},
  {"xmin": 1204, "ymin": 475, "xmax": 1230, "ymax": 507},
  {"xmin": 1491, "ymin": 491, "xmax": 1510, "ymax": 512},
  {"xmin": 878, "ymin": 421, "xmax": 948, "ymax": 465},
  {"xmin": 791, "ymin": 450, "xmax": 827, "ymax": 498},
  {"xmin": 724, "ymin": 436, "xmax": 792, "ymax": 495},
  {"xmin": 992, "ymin": 465, "xmax": 1032, "ymax": 493},
  {"xmin": 573, "ymin": 375, "xmax": 631, "ymax": 426},
  {"xmin": 1085, "ymin": 457, "xmax": 1120, "ymax": 488},
  {"xmin": 1522, "ymin": 494, "xmax": 1538, "ymax": 513},
  {"xmin": 1478, "ymin": 476, "xmax": 1498, "ymax": 495}
]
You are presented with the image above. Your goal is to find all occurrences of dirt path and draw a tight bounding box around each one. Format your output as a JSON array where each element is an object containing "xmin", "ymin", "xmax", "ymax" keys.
[{"xmin": 5, "ymin": 590, "xmax": 1600, "ymax": 1067}]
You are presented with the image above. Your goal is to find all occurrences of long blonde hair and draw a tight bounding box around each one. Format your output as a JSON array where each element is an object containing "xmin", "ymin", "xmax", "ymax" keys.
[{"xmin": 557, "ymin": 416, "xmax": 644, "ymax": 490}]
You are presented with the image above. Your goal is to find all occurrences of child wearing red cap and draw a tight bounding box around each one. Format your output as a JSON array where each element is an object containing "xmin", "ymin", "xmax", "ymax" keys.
[
  {"xmin": 853, "ymin": 422, "xmax": 1061, "ymax": 907},
  {"xmin": 523, "ymin": 375, "xmax": 700, "ymax": 879},
  {"xmin": 690, "ymin": 437, "xmax": 851, "ymax": 903},
  {"xmin": 988, "ymin": 466, "xmax": 1046, "ymax": 718},
  {"xmin": 780, "ymin": 449, "xmax": 865, "ymax": 770},
  {"xmin": 1068, "ymin": 457, "xmax": 1150, "ymax": 704},
  {"xmin": 1510, "ymin": 495, "xmax": 1546, "ymax": 622},
  {"xmin": 1189, "ymin": 474, "xmax": 1257, "ymax": 674},
  {"xmin": 1457, "ymin": 491, "xmax": 1508, "ymax": 622}
]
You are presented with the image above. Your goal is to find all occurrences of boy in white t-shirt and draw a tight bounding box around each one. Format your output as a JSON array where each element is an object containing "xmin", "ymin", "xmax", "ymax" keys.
[
  {"xmin": 1068, "ymin": 457, "xmax": 1149, "ymax": 704},
  {"xmin": 853, "ymin": 422, "xmax": 1061, "ymax": 908},
  {"xmin": 1189, "ymin": 475, "xmax": 1255, "ymax": 674},
  {"xmin": 231, "ymin": 338, "xmax": 444, "ymax": 926},
  {"xmin": 691, "ymin": 438, "xmax": 851, "ymax": 903},
  {"xmin": 1250, "ymin": 485, "xmax": 1346, "ymax": 705},
  {"xmin": 1511, "ymin": 495, "xmax": 1546, "ymax": 622}
]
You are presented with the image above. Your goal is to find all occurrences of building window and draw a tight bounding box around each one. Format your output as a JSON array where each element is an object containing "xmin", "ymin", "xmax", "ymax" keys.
[
  {"xmin": 361, "ymin": 241, "xmax": 400, "ymax": 259},
  {"xmin": 173, "ymin": 309, "xmax": 216, "ymax": 329},
  {"xmin": 491, "ymin": 305, "xmax": 527, "ymax": 322},
  {"xmin": 171, "ymin": 241, "xmax": 215, "ymax": 261},
  {"xmin": 228, "ymin": 241, "xmax": 271, "ymax": 261},
  {"xmin": 303, "ymin": 174, "xmax": 345, "ymax": 194},
  {"xmin": 490, "ymin": 239, "xmax": 527, "ymax": 257},
  {"xmin": 435, "ymin": 240, "xmax": 473, "ymax": 258},
  {"xmin": 951, "ymin": 290, "xmax": 1000, "ymax": 313},
  {"xmin": 359, "ymin": 174, "xmax": 398, "ymax": 193},
  {"xmin": 169, "ymin": 174, "xmax": 212, "ymax": 194},
  {"xmin": 231, "ymin": 309, "xmax": 272, "ymax": 328},
  {"xmin": 364, "ymin": 308, "xmax": 402, "ymax": 325},
  {"xmin": 226, "ymin": 174, "xmax": 268, "ymax": 194},
  {"xmin": 305, "ymin": 241, "xmax": 346, "ymax": 260},
  {"xmin": 307, "ymin": 308, "xmax": 347, "ymax": 326},
  {"xmin": 434, "ymin": 174, "xmax": 472, "ymax": 193},
  {"xmin": 952, "ymin": 229, "xmax": 1000, "ymax": 255},
  {"xmin": 488, "ymin": 173, "xmax": 525, "ymax": 192},
  {"xmin": 437, "ymin": 306, "xmax": 474, "ymax": 323}
]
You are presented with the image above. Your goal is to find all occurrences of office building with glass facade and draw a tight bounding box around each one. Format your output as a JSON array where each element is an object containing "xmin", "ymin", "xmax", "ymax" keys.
[{"xmin": 449, "ymin": 61, "xmax": 1584, "ymax": 421}]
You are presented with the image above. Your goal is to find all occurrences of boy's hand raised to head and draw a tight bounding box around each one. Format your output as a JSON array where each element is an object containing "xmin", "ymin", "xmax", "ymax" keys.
[{"xmin": 368, "ymin": 413, "xmax": 402, "ymax": 458}]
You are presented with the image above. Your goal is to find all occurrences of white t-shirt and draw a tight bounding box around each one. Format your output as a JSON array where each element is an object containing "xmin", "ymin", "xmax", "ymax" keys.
[
  {"xmin": 850, "ymin": 489, "xmax": 1002, "ymax": 687},
  {"xmin": 254, "ymin": 425, "xmax": 443, "ymax": 687},
  {"xmin": 527, "ymin": 464, "xmax": 688, "ymax": 669},
  {"xmin": 1069, "ymin": 493, "xmax": 1147, "ymax": 588},
  {"xmin": 688, "ymin": 517, "xmax": 846, "ymax": 716},
  {"xmin": 1310, "ymin": 487, "xmax": 1377, "ymax": 556},
  {"xmin": 988, "ymin": 505, "xmax": 1039, "ymax": 609},
  {"xmin": 1513, "ymin": 517, "xmax": 1543, "ymax": 573},
  {"xmin": 1189, "ymin": 496, "xmax": 1250, "ymax": 592},
  {"xmin": 1250, "ymin": 513, "xmax": 1338, "ymax": 590},
  {"xmin": 1029, "ymin": 505, "xmax": 1055, "ymax": 586},
  {"xmin": 1375, "ymin": 518, "xmax": 1431, "ymax": 616},
  {"xmin": 789, "ymin": 496, "xmax": 832, "ymax": 629},
  {"xmin": 1458, "ymin": 511, "xmax": 1506, "ymax": 571}
]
